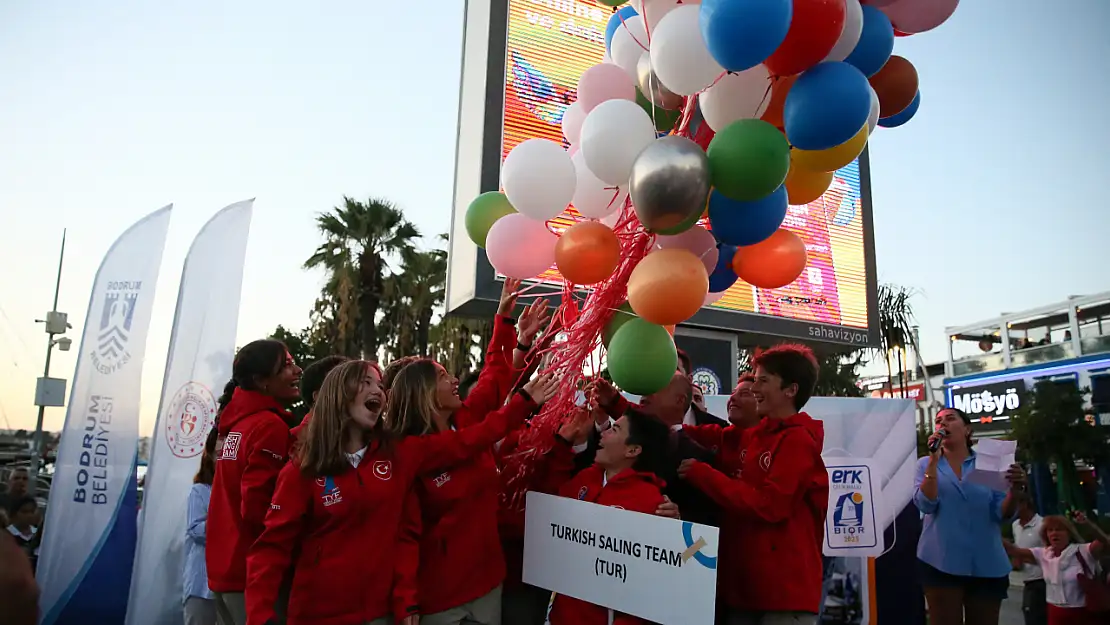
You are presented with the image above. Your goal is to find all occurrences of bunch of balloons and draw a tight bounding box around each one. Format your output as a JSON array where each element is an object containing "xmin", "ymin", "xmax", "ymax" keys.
[{"xmin": 464, "ymin": 0, "xmax": 955, "ymax": 395}]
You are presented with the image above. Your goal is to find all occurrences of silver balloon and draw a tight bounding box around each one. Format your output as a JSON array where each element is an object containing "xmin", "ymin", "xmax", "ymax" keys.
[
  {"xmin": 636, "ymin": 54, "xmax": 684, "ymax": 111},
  {"xmin": 628, "ymin": 136, "xmax": 710, "ymax": 233}
]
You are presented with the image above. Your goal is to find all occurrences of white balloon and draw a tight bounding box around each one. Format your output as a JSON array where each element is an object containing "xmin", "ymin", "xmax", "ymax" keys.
[
  {"xmin": 824, "ymin": 0, "xmax": 864, "ymax": 62},
  {"xmin": 600, "ymin": 209, "xmax": 623, "ymax": 229},
  {"xmin": 610, "ymin": 15, "xmax": 648, "ymax": 79},
  {"xmin": 562, "ymin": 102, "xmax": 585, "ymax": 146},
  {"xmin": 649, "ymin": 5, "xmax": 724, "ymax": 96},
  {"xmin": 699, "ymin": 65, "xmax": 772, "ymax": 131},
  {"xmin": 580, "ymin": 99, "xmax": 657, "ymax": 186},
  {"xmin": 867, "ymin": 85, "xmax": 880, "ymax": 134},
  {"xmin": 571, "ymin": 151, "xmax": 627, "ymax": 219},
  {"xmin": 501, "ymin": 139, "xmax": 576, "ymax": 221}
]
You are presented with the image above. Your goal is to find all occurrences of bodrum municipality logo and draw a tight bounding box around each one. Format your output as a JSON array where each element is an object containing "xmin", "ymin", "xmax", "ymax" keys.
[
  {"xmin": 165, "ymin": 382, "xmax": 217, "ymax": 458},
  {"xmin": 91, "ymin": 281, "xmax": 142, "ymax": 374}
]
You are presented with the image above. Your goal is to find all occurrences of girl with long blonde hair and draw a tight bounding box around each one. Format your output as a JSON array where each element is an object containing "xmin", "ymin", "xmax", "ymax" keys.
[
  {"xmin": 387, "ymin": 353, "xmax": 562, "ymax": 625},
  {"xmin": 245, "ymin": 359, "xmax": 557, "ymax": 625}
]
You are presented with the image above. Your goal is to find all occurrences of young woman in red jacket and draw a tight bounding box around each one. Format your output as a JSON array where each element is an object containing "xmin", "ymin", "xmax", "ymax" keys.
[
  {"xmin": 245, "ymin": 359, "xmax": 559, "ymax": 625},
  {"xmin": 677, "ymin": 344, "xmax": 828, "ymax": 625},
  {"xmin": 206, "ymin": 339, "xmax": 302, "ymax": 625},
  {"xmin": 388, "ymin": 353, "xmax": 544, "ymax": 625}
]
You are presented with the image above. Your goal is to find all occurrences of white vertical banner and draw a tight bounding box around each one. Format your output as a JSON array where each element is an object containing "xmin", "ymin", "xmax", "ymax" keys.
[
  {"xmin": 125, "ymin": 200, "xmax": 254, "ymax": 625},
  {"xmin": 36, "ymin": 205, "xmax": 173, "ymax": 625}
]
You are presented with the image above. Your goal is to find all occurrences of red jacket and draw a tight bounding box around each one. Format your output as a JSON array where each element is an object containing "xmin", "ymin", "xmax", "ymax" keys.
[
  {"xmin": 543, "ymin": 444, "xmax": 665, "ymax": 625},
  {"xmin": 245, "ymin": 390, "xmax": 537, "ymax": 625},
  {"xmin": 398, "ymin": 315, "xmax": 519, "ymax": 615},
  {"xmin": 289, "ymin": 410, "xmax": 311, "ymax": 443},
  {"xmin": 682, "ymin": 412, "xmax": 828, "ymax": 614},
  {"xmin": 206, "ymin": 388, "xmax": 292, "ymax": 592}
]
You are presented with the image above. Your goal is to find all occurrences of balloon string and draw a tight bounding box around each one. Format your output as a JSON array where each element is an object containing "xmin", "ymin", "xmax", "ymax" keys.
[
  {"xmin": 616, "ymin": 12, "xmax": 649, "ymax": 52},
  {"xmin": 756, "ymin": 78, "xmax": 775, "ymax": 119}
]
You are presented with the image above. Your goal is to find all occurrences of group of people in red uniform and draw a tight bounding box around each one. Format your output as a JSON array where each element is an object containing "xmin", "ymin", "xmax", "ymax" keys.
[{"xmin": 197, "ymin": 278, "xmax": 831, "ymax": 625}]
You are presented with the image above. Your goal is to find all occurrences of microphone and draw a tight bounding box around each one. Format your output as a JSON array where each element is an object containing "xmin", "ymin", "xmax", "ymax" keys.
[{"xmin": 929, "ymin": 428, "xmax": 948, "ymax": 453}]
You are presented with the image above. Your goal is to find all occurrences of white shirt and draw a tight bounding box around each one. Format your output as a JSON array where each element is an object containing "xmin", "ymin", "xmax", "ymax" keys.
[
  {"xmin": 1012, "ymin": 514, "xmax": 1044, "ymax": 581},
  {"xmin": 6, "ymin": 524, "xmax": 36, "ymax": 541},
  {"xmin": 682, "ymin": 407, "xmax": 698, "ymax": 427},
  {"xmin": 1032, "ymin": 543, "xmax": 1102, "ymax": 608},
  {"xmin": 346, "ymin": 446, "xmax": 367, "ymax": 468}
]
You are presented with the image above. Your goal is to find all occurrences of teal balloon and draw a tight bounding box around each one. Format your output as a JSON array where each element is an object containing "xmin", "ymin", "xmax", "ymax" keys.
[
  {"xmin": 602, "ymin": 302, "xmax": 637, "ymax": 347},
  {"xmin": 706, "ymin": 119, "xmax": 790, "ymax": 201},
  {"xmin": 607, "ymin": 319, "xmax": 678, "ymax": 396},
  {"xmin": 465, "ymin": 192, "xmax": 516, "ymax": 248}
]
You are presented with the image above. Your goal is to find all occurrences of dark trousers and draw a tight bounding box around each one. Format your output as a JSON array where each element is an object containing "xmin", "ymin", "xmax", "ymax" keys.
[
  {"xmin": 500, "ymin": 583, "xmax": 550, "ymax": 625},
  {"xmin": 1022, "ymin": 579, "xmax": 1047, "ymax": 625}
]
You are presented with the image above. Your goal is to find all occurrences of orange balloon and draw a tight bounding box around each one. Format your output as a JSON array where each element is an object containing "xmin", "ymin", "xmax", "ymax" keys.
[
  {"xmin": 732, "ymin": 229, "xmax": 807, "ymax": 289},
  {"xmin": 869, "ymin": 56, "xmax": 918, "ymax": 118},
  {"xmin": 664, "ymin": 324, "xmax": 676, "ymax": 336},
  {"xmin": 555, "ymin": 221, "xmax": 620, "ymax": 285},
  {"xmin": 784, "ymin": 155, "xmax": 834, "ymax": 204},
  {"xmin": 628, "ymin": 249, "xmax": 709, "ymax": 326},
  {"xmin": 760, "ymin": 74, "xmax": 798, "ymax": 130}
]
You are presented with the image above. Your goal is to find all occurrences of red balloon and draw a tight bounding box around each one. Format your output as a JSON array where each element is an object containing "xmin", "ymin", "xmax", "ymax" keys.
[
  {"xmin": 894, "ymin": 28, "xmax": 912, "ymax": 37},
  {"xmin": 764, "ymin": 0, "xmax": 846, "ymax": 77}
]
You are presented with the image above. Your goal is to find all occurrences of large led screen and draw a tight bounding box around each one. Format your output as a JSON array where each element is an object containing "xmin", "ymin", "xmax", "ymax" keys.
[{"xmin": 499, "ymin": 0, "xmax": 874, "ymax": 337}]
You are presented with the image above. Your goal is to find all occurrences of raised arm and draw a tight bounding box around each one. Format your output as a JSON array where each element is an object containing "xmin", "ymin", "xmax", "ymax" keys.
[
  {"xmin": 1002, "ymin": 540, "xmax": 1037, "ymax": 565},
  {"xmin": 246, "ymin": 463, "xmax": 310, "ymax": 625},
  {"xmin": 914, "ymin": 456, "xmax": 940, "ymax": 515},
  {"xmin": 412, "ymin": 376, "xmax": 558, "ymax": 475},
  {"xmin": 681, "ymin": 429, "xmax": 819, "ymax": 522}
]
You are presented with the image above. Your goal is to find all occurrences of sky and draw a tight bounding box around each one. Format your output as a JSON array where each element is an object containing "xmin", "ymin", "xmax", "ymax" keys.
[{"xmin": 0, "ymin": 0, "xmax": 1107, "ymax": 436}]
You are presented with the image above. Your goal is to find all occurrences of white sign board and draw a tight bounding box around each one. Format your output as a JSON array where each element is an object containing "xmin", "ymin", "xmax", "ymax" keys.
[
  {"xmin": 523, "ymin": 491, "xmax": 719, "ymax": 625},
  {"xmin": 823, "ymin": 458, "xmax": 885, "ymax": 557}
]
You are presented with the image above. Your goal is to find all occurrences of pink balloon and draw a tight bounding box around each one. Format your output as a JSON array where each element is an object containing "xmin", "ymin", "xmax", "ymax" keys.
[
  {"xmin": 861, "ymin": 0, "xmax": 898, "ymax": 6},
  {"xmin": 576, "ymin": 63, "xmax": 636, "ymax": 113},
  {"xmin": 880, "ymin": 0, "xmax": 959, "ymax": 33},
  {"xmin": 486, "ymin": 214, "xmax": 557, "ymax": 279},
  {"xmin": 655, "ymin": 225, "xmax": 718, "ymax": 274},
  {"xmin": 704, "ymin": 290, "xmax": 726, "ymax": 306},
  {"xmin": 567, "ymin": 143, "xmax": 579, "ymax": 157}
]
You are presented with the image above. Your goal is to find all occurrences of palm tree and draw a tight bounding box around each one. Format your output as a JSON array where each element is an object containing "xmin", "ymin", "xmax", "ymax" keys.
[
  {"xmin": 304, "ymin": 197, "xmax": 420, "ymax": 360},
  {"xmin": 875, "ymin": 283, "xmax": 919, "ymax": 398},
  {"xmin": 401, "ymin": 243, "xmax": 448, "ymax": 357}
]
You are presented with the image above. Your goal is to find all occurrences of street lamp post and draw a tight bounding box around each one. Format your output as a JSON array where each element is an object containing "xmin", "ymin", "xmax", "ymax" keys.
[{"xmin": 30, "ymin": 230, "xmax": 70, "ymax": 483}]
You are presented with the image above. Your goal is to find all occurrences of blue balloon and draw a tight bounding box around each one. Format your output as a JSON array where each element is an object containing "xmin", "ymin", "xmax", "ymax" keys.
[
  {"xmin": 708, "ymin": 244, "xmax": 739, "ymax": 293},
  {"xmin": 878, "ymin": 91, "xmax": 920, "ymax": 128},
  {"xmin": 784, "ymin": 62, "xmax": 872, "ymax": 151},
  {"xmin": 708, "ymin": 186, "xmax": 788, "ymax": 247},
  {"xmin": 844, "ymin": 5, "xmax": 895, "ymax": 78},
  {"xmin": 700, "ymin": 0, "xmax": 792, "ymax": 72},
  {"xmin": 605, "ymin": 6, "xmax": 639, "ymax": 54}
]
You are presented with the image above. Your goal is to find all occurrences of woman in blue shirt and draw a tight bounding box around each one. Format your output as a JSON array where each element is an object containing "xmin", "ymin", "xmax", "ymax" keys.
[
  {"xmin": 184, "ymin": 428, "xmax": 218, "ymax": 625},
  {"xmin": 914, "ymin": 407, "xmax": 1026, "ymax": 625}
]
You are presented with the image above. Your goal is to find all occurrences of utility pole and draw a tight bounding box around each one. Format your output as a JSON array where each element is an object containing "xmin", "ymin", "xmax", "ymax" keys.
[{"xmin": 30, "ymin": 230, "xmax": 72, "ymax": 484}]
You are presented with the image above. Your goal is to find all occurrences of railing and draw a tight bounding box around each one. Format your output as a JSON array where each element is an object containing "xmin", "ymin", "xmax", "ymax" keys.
[
  {"xmin": 1080, "ymin": 334, "xmax": 1110, "ymax": 357},
  {"xmin": 1010, "ymin": 342, "xmax": 1074, "ymax": 368},
  {"xmin": 952, "ymin": 352, "xmax": 1005, "ymax": 377}
]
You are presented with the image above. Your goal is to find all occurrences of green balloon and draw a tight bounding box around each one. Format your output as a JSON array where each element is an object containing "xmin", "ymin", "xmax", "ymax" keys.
[
  {"xmin": 654, "ymin": 203, "xmax": 703, "ymax": 235},
  {"xmin": 706, "ymin": 119, "xmax": 790, "ymax": 202},
  {"xmin": 465, "ymin": 192, "xmax": 516, "ymax": 248},
  {"xmin": 607, "ymin": 319, "xmax": 678, "ymax": 396},
  {"xmin": 636, "ymin": 89, "xmax": 680, "ymax": 132},
  {"xmin": 602, "ymin": 302, "xmax": 637, "ymax": 347}
]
